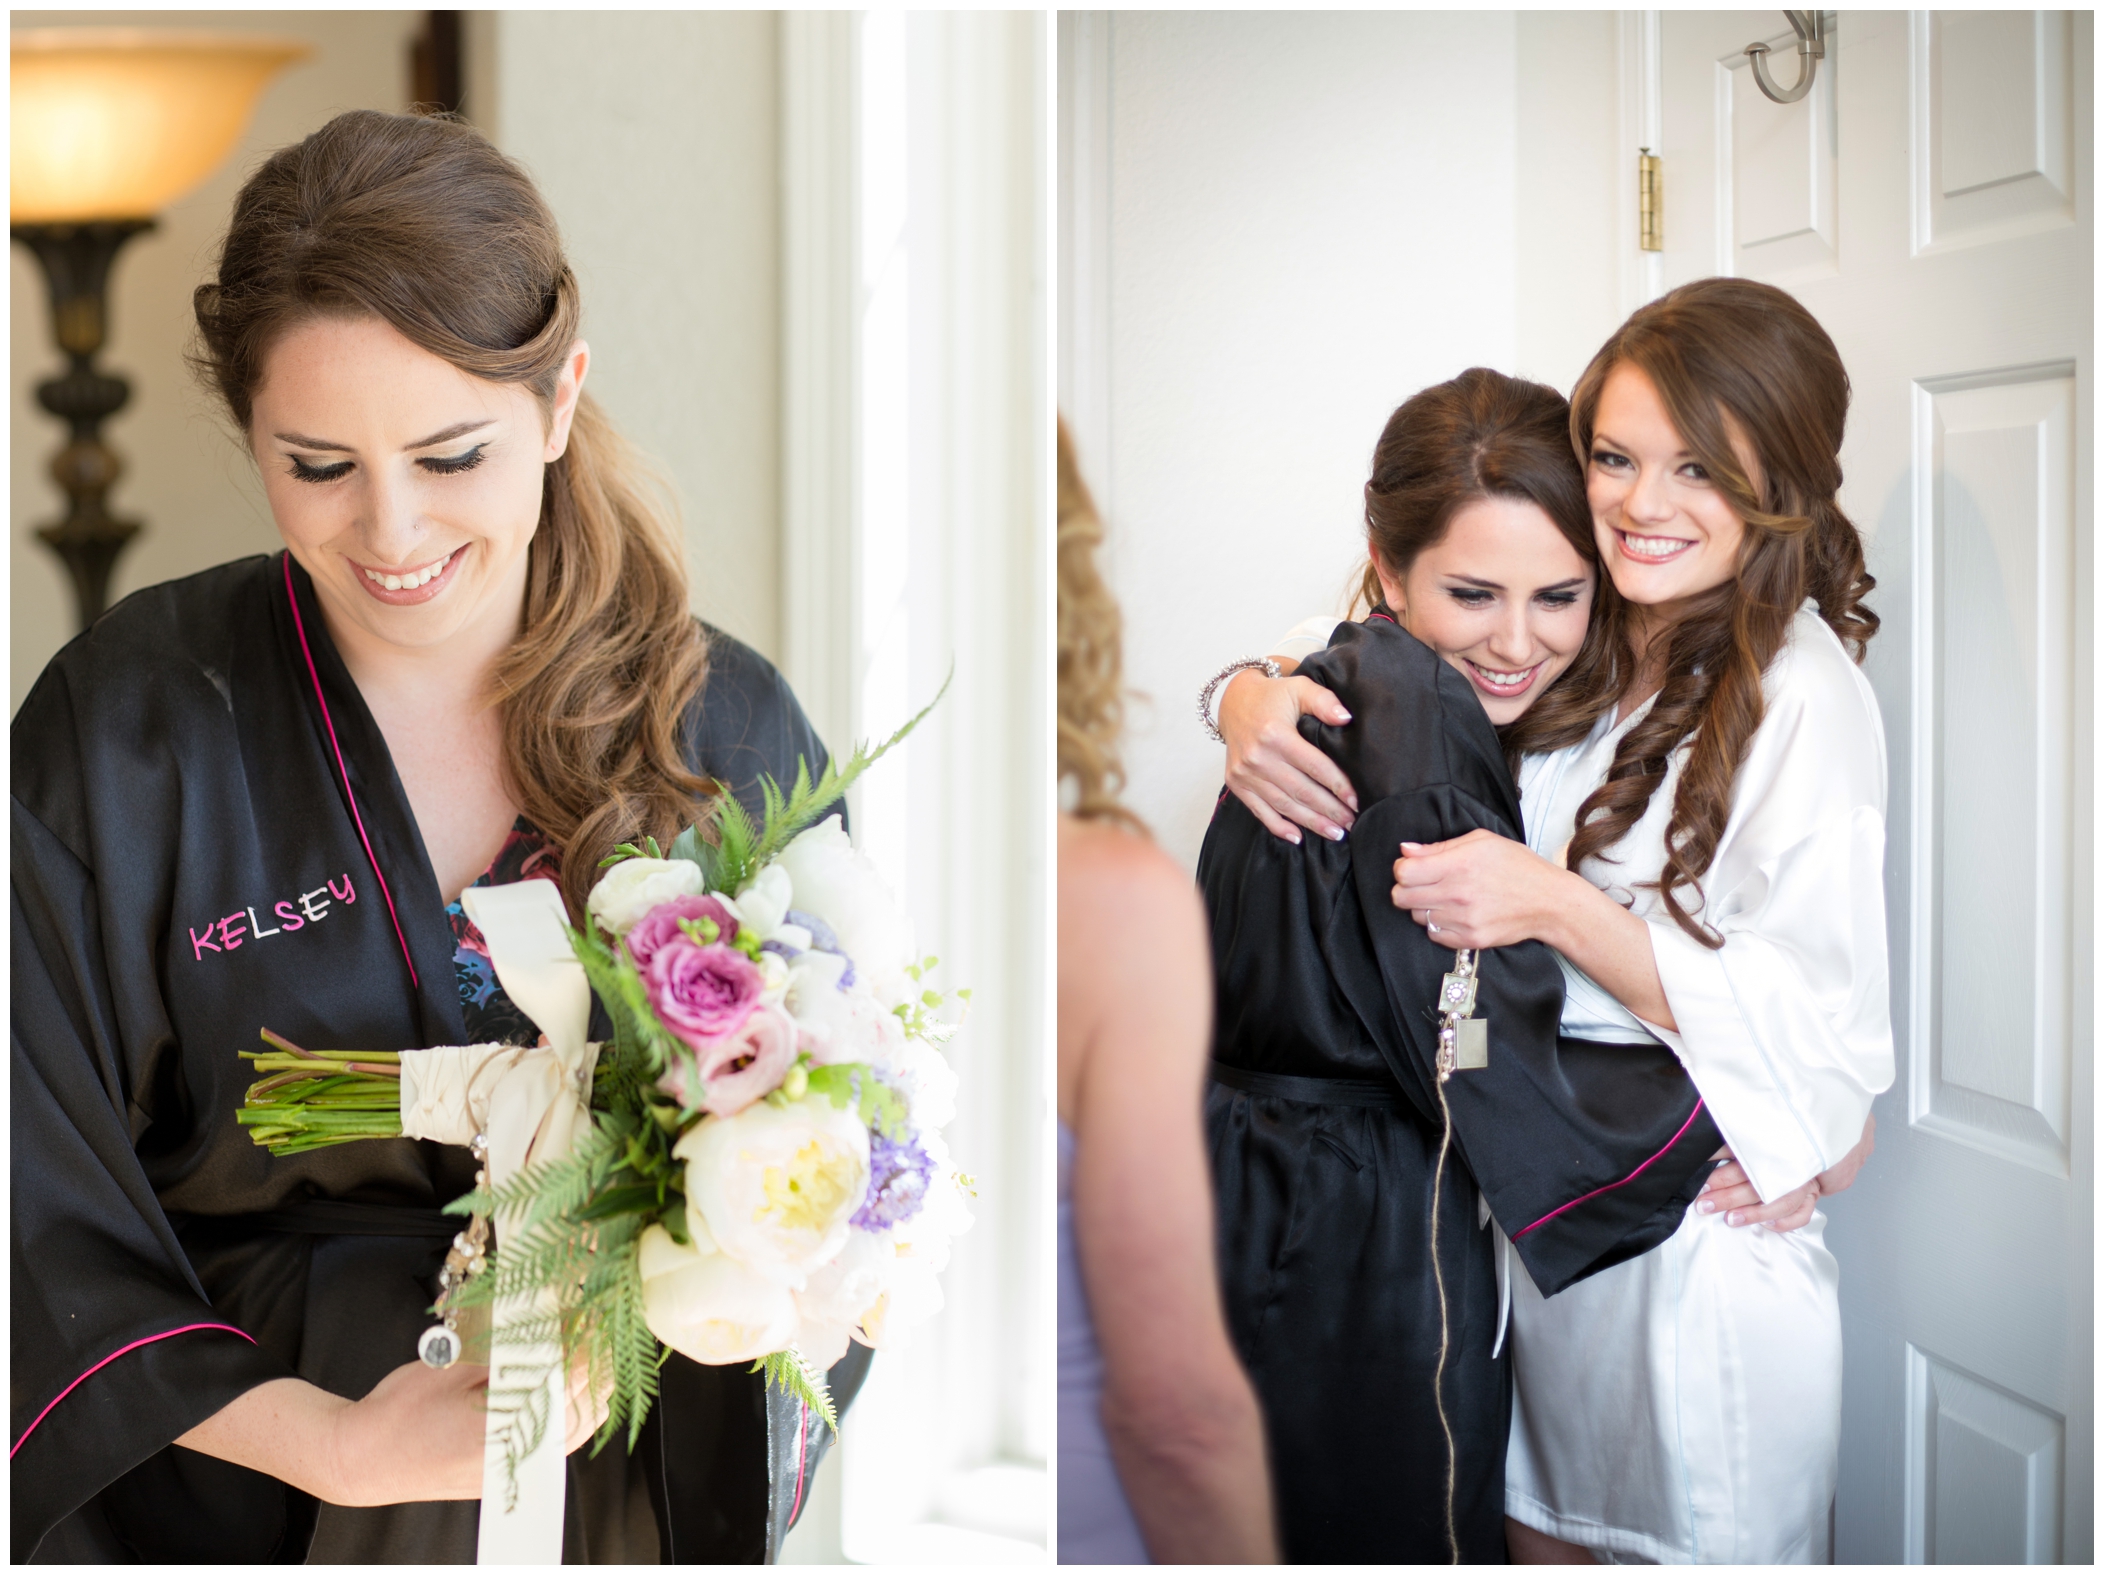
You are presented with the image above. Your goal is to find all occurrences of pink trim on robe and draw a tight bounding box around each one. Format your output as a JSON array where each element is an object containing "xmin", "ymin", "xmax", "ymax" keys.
[
  {"xmin": 11, "ymin": 1322, "xmax": 258, "ymax": 1458},
  {"xmin": 282, "ymin": 553, "xmax": 420, "ymax": 989},
  {"xmin": 1512, "ymin": 1099, "xmax": 1710, "ymax": 1241}
]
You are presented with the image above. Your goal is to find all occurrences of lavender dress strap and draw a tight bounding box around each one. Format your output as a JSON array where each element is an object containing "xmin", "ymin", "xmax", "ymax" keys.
[{"xmin": 1057, "ymin": 1121, "xmax": 1150, "ymax": 1563}]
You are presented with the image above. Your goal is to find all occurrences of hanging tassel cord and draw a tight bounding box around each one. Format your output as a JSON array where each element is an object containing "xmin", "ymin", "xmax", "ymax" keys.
[
  {"xmin": 1426, "ymin": 944, "xmax": 1478, "ymax": 1565},
  {"xmin": 1427, "ymin": 1063, "xmax": 1461, "ymax": 1565}
]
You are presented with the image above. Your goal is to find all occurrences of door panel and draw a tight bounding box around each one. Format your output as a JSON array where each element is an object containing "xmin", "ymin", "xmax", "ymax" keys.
[
  {"xmin": 1726, "ymin": 18, "xmax": 1839, "ymax": 277},
  {"xmin": 1920, "ymin": 369, "xmax": 2076, "ymax": 1173},
  {"xmin": 1652, "ymin": 9, "xmax": 2092, "ymax": 1563},
  {"xmin": 1918, "ymin": 11, "xmax": 2075, "ymax": 251},
  {"xmin": 1907, "ymin": 1344, "xmax": 2067, "ymax": 1563}
]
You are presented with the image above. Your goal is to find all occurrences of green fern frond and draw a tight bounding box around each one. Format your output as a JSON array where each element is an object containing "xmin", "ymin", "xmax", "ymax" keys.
[
  {"xmin": 753, "ymin": 1346, "xmax": 839, "ymax": 1432},
  {"xmin": 482, "ymin": 1354, "xmax": 560, "ymax": 1510},
  {"xmin": 741, "ymin": 669, "xmax": 952, "ymax": 879}
]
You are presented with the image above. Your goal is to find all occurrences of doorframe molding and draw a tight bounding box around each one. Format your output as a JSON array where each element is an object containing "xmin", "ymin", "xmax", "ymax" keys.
[
  {"xmin": 1616, "ymin": 8, "xmax": 1664, "ymax": 311},
  {"xmin": 1057, "ymin": 10, "xmax": 1112, "ymax": 503},
  {"xmin": 780, "ymin": 9, "xmax": 860, "ymax": 760}
]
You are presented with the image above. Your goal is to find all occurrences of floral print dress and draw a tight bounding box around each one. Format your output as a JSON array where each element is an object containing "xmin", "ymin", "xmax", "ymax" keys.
[{"xmin": 446, "ymin": 816, "xmax": 563, "ymax": 1046}]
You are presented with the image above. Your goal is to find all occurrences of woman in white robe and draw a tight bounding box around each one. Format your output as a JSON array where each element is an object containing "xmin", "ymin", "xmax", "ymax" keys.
[
  {"xmin": 1213, "ymin": 277, "xmax": 1890, "ymax": 1562},
  {"xmin": 1490, "ymin": 599, "xmax": 1888, "ymax": 1563}
]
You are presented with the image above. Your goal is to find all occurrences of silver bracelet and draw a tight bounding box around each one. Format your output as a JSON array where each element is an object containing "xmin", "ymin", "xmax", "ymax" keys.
[{"xmin": 1199, "ymin": 657, "xmax": 1281, "ymax": 743}]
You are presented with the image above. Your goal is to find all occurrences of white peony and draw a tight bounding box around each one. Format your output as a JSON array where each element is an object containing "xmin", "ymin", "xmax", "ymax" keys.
[
  {"xmin": 783, "ymin": 951, "xmax": 907, "ymax": 1070},
  {"xmin": 855, "ymin": 1248, "xmax": 945, "ymax": 1351},
  {"xmin": 791, "ymin": 1230, "xmax": 892, "ymax": 1369},
  {"xmin": 731, "ymin": 864, "xmax": 794, "ymax": 941},
  {"xmin": 756, "ymin": 949, "xmax": 791, "ymax": 1007},
  {"xmin": 888, "ymin": 1041, "xmax": 959, "ymax": 1130},
  {"xmin": 854, "ymin": 1163, "xmax": 974, "ymax": 1350},
  {"xmin": 586, "ymin": 857, "xmax": 704, "ymax": 937},
  {"xmin": 775, "ymin": 816, "xmax": 913, "ymax": 995},
  {"xmin": 677, "ymin": 1096, "xmax": 871, "ymax": 1285},
  {"xmin": 898, "ymin": 1162, "xmax": 974, "ymax": 1268},
  {"xmin": 638, "ymin": 1223, "xmax": 799, "ymax": 1365}
]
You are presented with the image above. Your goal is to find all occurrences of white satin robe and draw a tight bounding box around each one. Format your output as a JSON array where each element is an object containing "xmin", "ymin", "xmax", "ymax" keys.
[
  {"xmin": 1502, "ymin": 606, "xmax": 1893, "ymax": 1563},
  {"xmin": 1269, "ymin": 606, "xmax": 1895, "ymax": 1562}
]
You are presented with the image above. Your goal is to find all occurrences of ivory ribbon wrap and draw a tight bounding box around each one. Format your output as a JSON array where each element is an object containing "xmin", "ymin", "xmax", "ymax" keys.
[{"xmin": 397, "ymin": 880, "xmax": 595, "ymax": 1565}]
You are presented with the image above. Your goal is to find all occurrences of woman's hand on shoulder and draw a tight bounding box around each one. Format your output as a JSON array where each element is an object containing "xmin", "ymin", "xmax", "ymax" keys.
[{"xmin": 1218, "ymin": 668, "xmax": 1359, "ymax": 844}]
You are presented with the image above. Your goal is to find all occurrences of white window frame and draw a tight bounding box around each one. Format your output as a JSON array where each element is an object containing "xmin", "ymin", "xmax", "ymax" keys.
[{"xmin": 780, "ymin": 10, "xmax": 1051, "ymax": 1564}]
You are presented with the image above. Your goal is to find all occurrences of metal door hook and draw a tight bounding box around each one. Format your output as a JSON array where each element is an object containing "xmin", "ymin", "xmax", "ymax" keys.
[{"xmin": 1746, "ymin": 11, "xmax": 1825, "ymax": 105}]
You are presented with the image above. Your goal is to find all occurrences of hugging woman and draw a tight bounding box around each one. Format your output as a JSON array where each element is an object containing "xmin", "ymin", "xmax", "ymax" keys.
[
  {"xmin": 13, "ymin": 111, "xmax": 860, "ymax": 1563},
  {"xmin": 1216, "ymin": 278, "xmax": 1888, "ymax": 1563},
  {"xmin": 1196, "ymin": 367, "xmax": 1730, "ymax": 1563}
]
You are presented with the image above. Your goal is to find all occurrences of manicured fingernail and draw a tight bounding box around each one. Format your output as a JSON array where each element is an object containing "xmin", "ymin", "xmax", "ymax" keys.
[
  {"xmin": 1696, "ymin": 1199, "xmax": 1715, "ymax": 1213},
  {"xmin": 1288, "ymin": 830, "xmax": 1303, "ymax": 845},
  {"xmin": 1727, "ymin": 1210, "xmax": 1743, "ymax": 1226},
  {"xmin": 1336, "ymin": 710, "xmax": 1353, "ymax": 723},
  {"xmin": 1328, "ymin": 826, "xmax": 1345, "ymax": 842}
]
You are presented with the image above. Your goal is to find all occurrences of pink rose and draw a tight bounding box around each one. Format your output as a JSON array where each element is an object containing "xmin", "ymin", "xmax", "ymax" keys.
[
  {"xmin": 657, "ymin": 1004, "xmax": 799, "ymax": 1117},
  {"xmin": 626, "ymin": 895, "xmax": 741, "ymax": 972},
  {"xmin": 644, "ymin": 939, "xmax": 762, "ymax": 1049}
]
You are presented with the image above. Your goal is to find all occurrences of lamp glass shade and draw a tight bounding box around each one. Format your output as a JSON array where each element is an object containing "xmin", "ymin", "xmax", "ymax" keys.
[{"xmin": 11, "ymin": 29, "xmax": 310, "ymax": 223}]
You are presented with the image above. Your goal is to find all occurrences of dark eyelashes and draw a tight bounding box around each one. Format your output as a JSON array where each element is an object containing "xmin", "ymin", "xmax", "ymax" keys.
[
  {"xmin": 420, "ymin": 446, "xmax": 487, "ymax": 475},
  {"xmin": 1447, "ymin": 588, "xmax": 1581, "ymax": 610},
  {"xmin": 1591, "ymin": 449, "xmax": 1711, "ymax": 483},
  {"xmin": 286, "ymin": 446, "xmax": 487, "ymax": 484}
]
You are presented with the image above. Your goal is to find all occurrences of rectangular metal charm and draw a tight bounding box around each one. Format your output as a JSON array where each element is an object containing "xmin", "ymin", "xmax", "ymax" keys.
[
  {"xmin": 1438, "ymin": 972, "xmax": 1479, "ymax": 1018},
  {"xmin": 1455, "ymin": 1017, "xmax": 1489, "ymax": 1070}
]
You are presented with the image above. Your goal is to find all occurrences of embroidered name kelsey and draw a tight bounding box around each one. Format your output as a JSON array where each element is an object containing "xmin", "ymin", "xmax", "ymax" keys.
[{"xmin": 190, "ymin": 874, "xmax": 357, "ymax": 961}]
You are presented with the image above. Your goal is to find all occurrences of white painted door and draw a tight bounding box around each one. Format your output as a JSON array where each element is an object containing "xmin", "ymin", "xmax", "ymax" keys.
[{"xmin": 1647, "ymin": 9, "xmax": 2092, "ymax": 1563}]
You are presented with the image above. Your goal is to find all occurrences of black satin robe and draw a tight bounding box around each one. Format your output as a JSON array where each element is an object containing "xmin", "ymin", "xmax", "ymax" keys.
[
  {"xmin": 12, "ymin": 552, "xmax": 868, "ymax": 1563},
  {"xmin": 1197, "ymin": 615, "xmax": 1721, "ymax": 1563}
]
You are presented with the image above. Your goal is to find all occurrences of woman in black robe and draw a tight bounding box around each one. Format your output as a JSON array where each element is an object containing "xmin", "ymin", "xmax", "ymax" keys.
[
  {"xmin": 1195, "ymin": 371, "xmax": 1721, "ymax": 1561},
  {"xmin": 12, "ymin": 111, "xmax": 862, "ymax": 1564}
]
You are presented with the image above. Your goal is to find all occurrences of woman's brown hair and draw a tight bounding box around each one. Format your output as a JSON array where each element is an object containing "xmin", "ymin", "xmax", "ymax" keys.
[
  {"xmin": 192, "ymin": 109, "xmax": 713, "ymax": 918},
  {"xmin": 1563, "ymin": 276, "xmax": 1878, "ymax": 946},
  {"xmin": 1057, "ymin": 421, "xmax": 1144, "ymax": 831},
  {"xmin": 1353, "ymin": 367, "xmax": 1623, "ymax": 766}
]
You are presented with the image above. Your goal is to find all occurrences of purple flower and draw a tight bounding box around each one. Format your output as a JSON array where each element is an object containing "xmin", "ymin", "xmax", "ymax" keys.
[
  {"xmin": 644, "ymin": 939, "xmax": 763, "ymax": 1050},
  {"xmin": 788, "ymin": 909, "xmax": 856, "ymax": 988},
  {"xmin": 852, "ymin": 1125, "xmax": 935, "ymax": 1230},
  {"xmin": 626, "ymin": 895, "xmax": 741, "ymax": 972}
]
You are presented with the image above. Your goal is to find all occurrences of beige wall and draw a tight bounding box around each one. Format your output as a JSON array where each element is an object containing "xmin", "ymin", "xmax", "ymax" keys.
[
  {"xmin": 473, "ymin": 10, "xmax": 783, "ymax": 661},
  {"xmin": 1066, "ymin": 10, "xmax": 1630, "ymax": 867},
  {"xmin": 11, "ymin": 10, "xmax": 422, "ymax": 713},
  {"xmin": 11, "ymin": 10, "xmax": 787, "ymax": 713}
]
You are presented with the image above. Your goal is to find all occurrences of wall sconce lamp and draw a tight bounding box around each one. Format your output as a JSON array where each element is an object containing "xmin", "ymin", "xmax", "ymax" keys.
[{"xmin": 11, "ymin": 29, "xmax": 307, "ymax": 631}]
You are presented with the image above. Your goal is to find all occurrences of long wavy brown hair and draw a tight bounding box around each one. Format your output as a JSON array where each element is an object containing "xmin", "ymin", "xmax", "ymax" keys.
[
  {"xmin": 1057, "ymin": 422, "xmax": 1144, "ymax": 831},
  {"xmin": 1564, "ymin": 277, "xmax": 1878, "ymax": 946},
  {"xmin": 1351, "ymin": 368, "xmax": 1624, "ymax": 767},
  {"xmin": 192, "ymin": 110, "xmax": 714, "ymax": 918}
]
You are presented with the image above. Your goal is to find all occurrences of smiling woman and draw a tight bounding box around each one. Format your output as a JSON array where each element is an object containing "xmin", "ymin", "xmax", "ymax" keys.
[{"xmin": 12, "ymin": 109, "xmax": 864, "ymax": 1563}]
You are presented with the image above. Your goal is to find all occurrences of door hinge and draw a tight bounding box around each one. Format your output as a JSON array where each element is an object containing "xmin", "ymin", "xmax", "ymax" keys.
[{"xmin": 1639, "ymin": 148, "xmax": 1662, "ymax": 252}]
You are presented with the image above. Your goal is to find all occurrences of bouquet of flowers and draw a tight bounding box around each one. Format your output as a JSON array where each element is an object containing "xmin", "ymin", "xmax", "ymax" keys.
[{"xmin": 238, "ymin": 694, "xmax": 971, "ymax": 1476}]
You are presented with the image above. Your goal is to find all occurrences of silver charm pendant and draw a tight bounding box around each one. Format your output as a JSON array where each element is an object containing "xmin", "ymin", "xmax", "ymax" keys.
[
  {"xmin": 419, "ymin": 1129, "xmax": 490, "ymax": 1371},
  {"xmin": 1435, "ymin": 948, "xmax": 1486, "ymax": 1081},
  {"xmin": 419, "ymin": 1322, "xmax": 461, "ymax": 1369}
]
